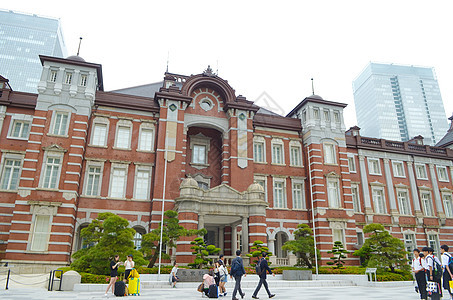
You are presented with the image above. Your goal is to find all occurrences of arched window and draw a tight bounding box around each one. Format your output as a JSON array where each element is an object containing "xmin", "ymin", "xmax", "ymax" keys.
[{"xmin": 133, "ymin": 227, "xmax": 146, "ymax": 250}]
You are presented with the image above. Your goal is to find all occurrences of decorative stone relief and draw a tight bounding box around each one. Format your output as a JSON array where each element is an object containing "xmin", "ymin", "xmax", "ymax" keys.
[
  {"xmin": 18, "ymin": 189, "xmax": 31, "ymax": 198},
  {"xmin": 63, "ymin": 192, "xmax": 77, "ymax": 201}
]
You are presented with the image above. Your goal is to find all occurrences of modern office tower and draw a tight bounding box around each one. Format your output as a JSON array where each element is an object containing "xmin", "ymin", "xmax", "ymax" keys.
[
  {"xmin": 0, "ymin": 9, "xmax": 67, "ymax": 93},
  {"xmin": 352, "ymin": 63, "xmax": 449, "ymax": 145}
]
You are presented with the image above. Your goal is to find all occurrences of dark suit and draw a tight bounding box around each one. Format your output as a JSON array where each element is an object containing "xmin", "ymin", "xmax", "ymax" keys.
[
  {"xmin": 231, "ymin": 256, "xmax": 246, "ymax": 299},
  {"xmin": 252, "ymin": 258, "xmax": 273, "ymax": 297}
]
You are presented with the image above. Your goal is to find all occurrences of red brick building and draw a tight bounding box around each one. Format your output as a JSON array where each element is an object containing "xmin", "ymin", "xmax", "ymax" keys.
[{"xmin": 0, "ymin": 56, "xmax": 452, "ymax": 269}]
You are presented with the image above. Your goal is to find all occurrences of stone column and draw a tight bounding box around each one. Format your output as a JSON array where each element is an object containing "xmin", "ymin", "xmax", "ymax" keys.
[
  {"xmin": 383, "ymin": 159, "xmax": 398, "ymax": 214},
  {"xmin": 37, "ymin": 65, "xmax": 49, "ymax": 93},
  {"xmin": 53, "ymin": 66, "xmax": 65, "ymax": 94},
  {"xmin": 198, "ymin": 214, "xmax": 205, "ymax": 230},
  {"xmin": 241, "ymin": 217, "xmax": 249, "ymax": 253},
  {"xmin": 219, "ymin": 226, "xmax": 224, "ymax": 253},
  {"xmin": 232, "ymin": 225, "xmax": 237, "ymax": 255},
  {"xmin": 428, "ymin": 164, "xmax": 445, "ymax": 218},
  {"xmin": 267, "ymin": 238, "xmax": 275, "ymax": 256},
  {"xmin": 407, "ymin": 162, "xmax": 423, "ymax": 218},
  {"xmin": 358, "ymin": 155, "xmax": 373, "ymax": 217}
]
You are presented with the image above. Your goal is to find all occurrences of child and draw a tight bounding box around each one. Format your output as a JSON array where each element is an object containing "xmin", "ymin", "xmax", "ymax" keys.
[
  {"xmin": 441, "ymin": 245, "xmax": 453, "ymax": 300},
  {"xmin": 412, "ymin": 249, "xmax": 426, "ymax": 300}
]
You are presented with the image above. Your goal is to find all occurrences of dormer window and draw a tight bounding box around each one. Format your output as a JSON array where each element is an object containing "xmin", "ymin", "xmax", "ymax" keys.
[{"xmin": 64, "ymin": 72, "xmax": 73, "ymax": 85}]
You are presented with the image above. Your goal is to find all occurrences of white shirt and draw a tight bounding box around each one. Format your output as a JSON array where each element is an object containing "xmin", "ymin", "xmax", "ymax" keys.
[
  {"xmin": 441, "ymin": 253, "xmax": 451, "ymax": 268},
  {"xmin": 426, "ymin": 254, "xmax": 441, "ymax": 269},
  {"xmin": 412, "ymin": 257, "xmax": 424, "ymax": 272},
  {"xmin": 421, "ymin": 257, "xmax": 428, "ymax": 269},
  {"xmin": 124, "ymin": 260, "xmax": 134, "ymax": 270}
]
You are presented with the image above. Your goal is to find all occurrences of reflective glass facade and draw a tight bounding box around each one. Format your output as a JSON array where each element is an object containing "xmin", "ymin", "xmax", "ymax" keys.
[
  {"xmin": 0, "ymin": 9, "xmax": 66, "ymax": 93},
  {"xmin": 353, "ymin": 63, "xmax": 449, "ymax": 145}
]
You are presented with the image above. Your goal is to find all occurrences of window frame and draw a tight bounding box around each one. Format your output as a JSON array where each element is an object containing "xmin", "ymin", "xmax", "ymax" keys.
[
  {"xmin": 420, "ymin": 191, "xmax": 434, "ymax": 217},
  {"xmin": 7, "ymin": 114, "xmax": 33, "ymax": 140},
  {"xmin": 253, "ymin": 136, "xmax": 266, "ymax": 163},
  {"xmin": 79, "ymin": 73, "xmax": 88, "ymax": 87},
  {"xmin": 371, "ymin": 186, "xmax": 386, "ymax": 214},
  {"xmin": 326, "ymin": 176, "xmax": 341, "ymax": 208},
  {"xmin": 89, "ymin": 117, "xmax": 109, "ymax": 147},
  {"xmin": 0, "ymin": 153, "xmax": 24, "ymax": 191},
  {"xmin": 114, "ymin": 119, "xmax": 133, "ymax": 150},
  {"xmin": 323, "ymin": 143, "xmax": 336, "ymax": 165},
  {"xmin": 271, "ymin": 138, "xmax": 285, "ymax": 165},
  {"xmin": 133, "ymin": 164, "xmax": 152, "ymax": 200},
  {"xmin": 351, "ymin": 183, "xmax": 361, "ymax": 213},
  {"xmin": 254, "ymin": 175, "xmax": 268, "ymax": 202},
  {"xmin": 437, "ymin": 166, "xmax": 449, "ymax": 182},
  {"xmin": 64, "ymin": 71, "xmax": 73, "ymax": 85},
  {"xmin": 39, "ymin": 151, "xmax": 64, "ymax": 190},
  {"xmin": 392, "ymin": 161, "xmax": 405, "ymax": 178},
  {"xmin": 30, "ymin": 214, "xmax": 51, "ymax": 252},
  {"xmin": 348, "ymin": 155, "xmax": 356, "ymax": 173},
  {"xmin": 396, "ymin": 188, "xmax": 411, "ymax": 215},
  {"xmin": 83, "ymin": 160, "xmax": 104, "ymax": 196},
  {"xmin": 415, "ymin": 164, "xmax": 428, "ymax": 180},
  {"xmin": 189, "ymin": 134, "xmax": 211, "ymax": 167},
  {"xmin": 137, "ymin": 122, "xmax": 155, "ymax": 152},
  {"xmin": 272, "ymin": 177, "xmax": 287, "ymax": 209},
  {"xmin": 442, "ymin": 192, "xmax": 453, "ymax": 218},
  {"xmin": 291, "ymin": 178, "xmax": 305, "ymax": 209},
  {"xmin": 332, "ymin": 228, "xmax": 346, "ymax": 246},
  {"xmin": 109, "ymin": 163, "xmax": 129, "ymax": 199},
  {"xmin": 49, "ymin": 110, "xmax": 71, "ymax": 136},
  {"xmin": 289, "ymin": 141, "xmax": 302, "ymax": 167},
  {"xmin": 368, "ymin": 158, "xmax": 381, "ymax": 175}
]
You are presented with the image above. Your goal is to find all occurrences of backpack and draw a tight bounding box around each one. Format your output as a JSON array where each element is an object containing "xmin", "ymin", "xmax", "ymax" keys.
[
  {"xmin": 230, "ymin": 259, "xmax": 240, "ymax": 277},
  {"xmin": 428, "ymin": 256, "xmax": 442, "ymax": 281},
  {"xmin": 445, "ymin": 253, "xmax": 453, "ymax": 272},
  {"xmin": 255, "ymin": 259, "xmax": 263, "ymax": 275}
]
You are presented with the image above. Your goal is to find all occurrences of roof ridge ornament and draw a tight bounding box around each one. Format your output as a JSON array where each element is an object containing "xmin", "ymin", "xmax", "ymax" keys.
[{"xmin": 203, "ymin": 65, "xmax": 217, "ymax": 77}]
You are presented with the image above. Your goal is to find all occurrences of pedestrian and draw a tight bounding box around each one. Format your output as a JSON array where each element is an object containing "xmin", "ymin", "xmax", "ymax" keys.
[
  {"xmin": 169, "ymin": 262, "xmax": 179, "ymax": 288},
  {"xmin": 105, "ymin": 255, "xmax": 121, "ymax": 297},
  {"xmin": 219, "ymin": 254, "xmax": 225, "ymax": 266},
  {"xmin": 441, "ymin": 245, "xmax": 453, "ymax": 300},
  {"xmin": 218, "ymin": 260, "xmax": 228, "ymax": 297},
  {"xmin": 423, "ymin": 246, "xmax": 443, "ymax": 299},
  {"xmin": 124, "ymin": 254, "xmax": 135, "ymax": 282},
  {"xmin": 230, "ymin": 250, "xmax": 246, "ymax": 300},
  {"xmin": 412, "ymin": 248, "xmax": 427, "ymax": 300},
  {"xmin": 252, "ymin": 252, "xmax": 275, "ymax": 299},
  {"xmin": 203, "ymin": 272, "xmax": 216, "ymax": 297}
]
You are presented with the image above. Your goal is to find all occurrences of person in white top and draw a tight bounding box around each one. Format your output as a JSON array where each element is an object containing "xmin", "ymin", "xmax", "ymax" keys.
[
  {"xmin": 169, "ymin": 263, "xmax": 179, "ymax": 288},
  {"xmin": 441, "ymin": 245, "xmax": 453, "ymax": 300},
  {"xmin": 124, "ymin": 255, "xmax": 135, "ymax": 282},
  {"xmin": 423, "ymin": 246, "xmax": 443, "ymax": 298},
  {"xmin": 412, "ymin": 249, "xmax": 427, "ymax": 300}
]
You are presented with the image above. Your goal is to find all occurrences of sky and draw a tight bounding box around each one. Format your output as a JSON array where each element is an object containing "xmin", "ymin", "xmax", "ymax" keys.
[{"xmin": 3, "ymin": 0, "xmax": 453, "ymax": 129}]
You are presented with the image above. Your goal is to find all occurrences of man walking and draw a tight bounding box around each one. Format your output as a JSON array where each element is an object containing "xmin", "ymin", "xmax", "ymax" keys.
[
  {"xmin": 412, "ymin": 248, "xmax": 427, "ymax": 300},
  {"xmin": 230, "ymin": 250, "xmax": 246, "ymax": 300},
  {"xmin": 252, "ymin": 252, "xmax": 275, "ymax": 299},
  {"xmin": 441, "ymin": 245, "xmax": 453, "ymax": 300}
]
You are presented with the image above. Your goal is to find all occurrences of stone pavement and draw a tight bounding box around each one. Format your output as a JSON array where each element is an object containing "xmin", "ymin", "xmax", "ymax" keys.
[{"xmin": 0, "ymin": 285, "xmax": 438, "ymax": 300}]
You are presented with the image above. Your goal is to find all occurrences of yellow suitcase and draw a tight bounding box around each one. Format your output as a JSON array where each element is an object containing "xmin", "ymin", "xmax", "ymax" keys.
[{"xmin": 128, "ymin": 277, "xmax": 140, "ymax": 295}]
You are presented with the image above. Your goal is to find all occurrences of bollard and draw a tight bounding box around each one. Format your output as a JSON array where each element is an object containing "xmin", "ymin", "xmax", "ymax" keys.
[
  {"xmin": 5, "ymin": 269, "xmax": 10, "ymax": 290},
  {"xmin": 48, "ymin": 270, "xmax": 53, "ymax": 291}
]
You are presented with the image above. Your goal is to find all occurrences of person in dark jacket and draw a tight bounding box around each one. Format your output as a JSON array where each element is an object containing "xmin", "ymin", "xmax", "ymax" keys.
[
  {"xmin": 230, "ymin": 250, "xmax": 246, "ymax": 300},
  {"xmin": 252, "ymin": 252, "xmax": 275, "ymax": 299}
]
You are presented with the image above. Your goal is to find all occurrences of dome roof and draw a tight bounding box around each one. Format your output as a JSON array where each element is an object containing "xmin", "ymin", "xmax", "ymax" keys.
[
  {"xmin": 307, "ymin": 94, "xmax": 323, "ymax": 100},
  {"xmin": 247, "ymin": 182, "xmax": 264, "ymax": 193},
  {"xmin": 66, "ymin": 55, "xmax": 86, "ymax": 62},
  {"xmin": 180, "ymin": 176, "xmax": 198, "ymax": 188}
]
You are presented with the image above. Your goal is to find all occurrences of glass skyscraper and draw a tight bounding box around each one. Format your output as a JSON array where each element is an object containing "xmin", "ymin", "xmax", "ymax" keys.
[
  {"xmin": 353, "ymin": 63, "xmax": 449, "ymax": 145},
  {"xmin": 0, "ymin": 9, "xmax": 67, "ymax": 93}
]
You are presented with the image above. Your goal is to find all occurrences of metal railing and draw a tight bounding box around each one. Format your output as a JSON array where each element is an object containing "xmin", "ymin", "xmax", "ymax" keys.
[
  {"xmin": 48, "ymin": 269, "xmax": 63, "ymax": 291},
  {"xmin": 0, "ymin": 269, "xmax": 51, "ymax": 289}
]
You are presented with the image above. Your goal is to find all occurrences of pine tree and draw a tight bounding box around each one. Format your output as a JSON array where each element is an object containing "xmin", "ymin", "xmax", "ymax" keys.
[
  {"xmin": 327, "ymin": 241, "xmax": 349, "ymax": 268},
  {"xmin": 189, "ymin": 236, "xmax": 220, "ymax": 269},
  {"xmin": 246, "ymin": 240, "xmax": 272, "ymax": 267},
  {"xmin": 282, "ymin": 224, "xmax": 319, "ymax": 268}
]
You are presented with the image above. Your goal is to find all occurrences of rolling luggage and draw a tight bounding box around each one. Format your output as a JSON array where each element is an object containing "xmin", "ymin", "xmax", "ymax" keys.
[
  {"xmin": 114, "ymin": 281, "xmax": 126, "ymax": 297},
  {"xmin": 208, "ymin": 283, "xmax": 218, "ymax": 298},
  {"xmin": 128, "ymin": 277, "xmax": 140, "ymax": 296}
]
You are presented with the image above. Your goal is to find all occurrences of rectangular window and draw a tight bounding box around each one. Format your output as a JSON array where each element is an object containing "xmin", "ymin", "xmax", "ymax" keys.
[
  {"xmin": 138, "ymin": 128, "xmax": 154, "ymax": 151},
  {"xmin": 351, "ymin": 184, "xmax": 361, "ymax": 213},
  {"xmin": 85, "ymin": 166, "xmax": 101, "ymax": 196},
  {"xmin": 428, "ymin": 235, "xmax": 440, "ymax": 256},
  {"xmin": 110, "ymin": 166, "xmax": 127, "ymax": 198},
  {"xmin": 421, "ymin": 192, "xmax": 434, "ymax": 216},
  {"xmin": 357, "ymin": 232, "xmax": 364, "ymax": 246},
  {"xmin": 404, "ymin": 234, "xmax": 416, "ymax": 261},
  {"xmin": 30, "ymin": 215, "xmax": 51, "ymax": 251},
  {"xmin": 43, "ymin": 157, "xmax": 61, "ymax": 189},
  {"xmin": 52, "ymin": 112, "xmax": 69, "ymax": 135},
  {"xmin": 292, "ymin": 181, "xmax": 304, "ymax": 209},
  {"xmin": 348, "ymin": 156, "xmax": 356, "ymax": 173},
  {"xmin": 327, "ymin": 178, "xmax": 340, "ymax": 208},
  {"xmin": 442, "ymin": 193, "xmax": 453, "ymax": 218},
  {"xmin": 192, "ymin": 144, "xmax": 207, "ymax": 164},
  {"xmin": 290, "ymin": 146, "xmax": 302, "ymax": 166},
  {"xmin": 254, "ymin": 142, "xmax": 265, "ymax": 163},
  {"xmin": 372, "ymin": 188, "xmax": 386, "ymax": 214},
  {"xmin": 115, "ymin": 126, "xmax": 131, "ymax": 149},
  {"xmin": 91, "ymin": 123, "xmax": 107, "ymax": 146},
  {"xmin": 415, "ymin": 164, "xmax": 428, "ymax": 179},
  {"xmin": 324, "ymin": 144, "xmax": 336, "ymax": 164},
  {"xmin": 255, "ymin": 179, "xmax": 267, "ymax": 202},
  {"xmin": 80, "ymin": 74, "xmax": 88, "ymax": 87},
  {"xmin": 397, "ymin": 190, "xmax": 411, "ymax": 215},
  {"xmin": 368, "ymin": 158, "xmax": 381, "ymax": 175},
  {"xmin": 50, "ymin": 70, "xmax": 58, "ymax": 82},
  {"xmin": 135, "ymin": 169, "xmax": 151, "ymax": 200},
  {"xmin": 323, "ymin": 110, "xmax": 330, "ymax": 121},
  {"xmin": 437, "ymin": 166, "xmax": 449, "ymax": 182},
  {"xmin": 332, "ymin": 228, "xmax": 345, "ymax": 246},
  {"xmin": 1, "ymin": 159, "xmax": 21, "ymax": 190},
  {"xmin": 10, "ymin": 120, "xmax": 30, "ymax": 139},
  {"xmin": 273, "ymin": 180, "xmax": 286, "ymax": 208},
  {"xmin": 313, "ymin": 108, "xmax": 320, "ymax": 119},
  {"xmin": 64, "ymin": 72, "xmax": 73, "ymax": 84},
  {"xmin": 272, "ymin": 144, "xmax": 283, "ymax": 164},
  {"xmin": 334, "ymin": 111, "xmax": 340, "ymax": 123},
  {"xmin": 392, "ymin": 161, "xmax": 405, "ymax": 177}
]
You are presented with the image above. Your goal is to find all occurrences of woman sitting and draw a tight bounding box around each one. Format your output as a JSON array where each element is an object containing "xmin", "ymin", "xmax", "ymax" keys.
[{"xmin": 202, "ymin": 272, "xmax": 215, "ymax": 297}]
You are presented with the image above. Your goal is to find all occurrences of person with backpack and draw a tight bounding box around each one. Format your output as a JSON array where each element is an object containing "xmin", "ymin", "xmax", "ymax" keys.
[
  {"xmin": 252, "ymin": 252, "xmax": 275, "ymax": 299},
  {"xmin": 412, "ymin": 248, "xmax": 427, "ymax": 300},
  {"xmin": 218, "ymin": 260, "xmax": 228, "ymax": 297},
  {"xmin": 230, "ymin": 250, "xmax": 246, "ymax": 300},
  {"xmin": 441, "ymin": 245, "xmax": 453, "ymax": 300},
  {"xmin": 423, "ymin": 246, "xmax": 443, "ymax": 299}
]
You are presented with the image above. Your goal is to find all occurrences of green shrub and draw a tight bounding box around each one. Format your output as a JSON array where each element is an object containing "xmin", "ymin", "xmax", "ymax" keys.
[{"xmin": 80, "ymin": 272, "xmax": 111, "ymax": 284}]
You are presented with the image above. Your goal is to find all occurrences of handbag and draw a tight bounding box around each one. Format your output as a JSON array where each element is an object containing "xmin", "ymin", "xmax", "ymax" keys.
[
  {"xmin": 197, "ymin": 283, "xmax": 204, "ymax": 293},
  {"xmin": 449, "ymin": 281, "xmax": 453, "ymax": 290},
  {"xmin": 427, "ymin": 281, "xmax": 438, "ymax": 295}
]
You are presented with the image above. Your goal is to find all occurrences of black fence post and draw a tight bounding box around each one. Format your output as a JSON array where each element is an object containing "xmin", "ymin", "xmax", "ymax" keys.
[
  {"xmin": 57, "ymin": 270, "xmax": 62, "ymax": 291},
  {"xmin": 47, "ymin": 270, "xmax": 53, "ymax": 291}
]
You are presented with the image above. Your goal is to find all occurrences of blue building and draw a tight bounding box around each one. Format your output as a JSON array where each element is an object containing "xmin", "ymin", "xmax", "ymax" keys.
[
  {"xmin": 0, "ymin": 9, "xmax": 67, "ymax": 93},
  {"xmin": 353, "ymin": 63, "xmax": 449, "ymax": 145}
]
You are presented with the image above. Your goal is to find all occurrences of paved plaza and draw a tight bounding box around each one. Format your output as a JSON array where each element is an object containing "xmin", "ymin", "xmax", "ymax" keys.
[{"xmin": 0, "ymin": 285, "xmax": 438, "ymax": 300}]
